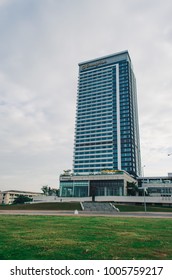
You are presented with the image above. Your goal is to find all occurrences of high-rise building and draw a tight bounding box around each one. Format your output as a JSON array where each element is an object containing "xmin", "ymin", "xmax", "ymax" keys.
[{"xmin": 73, "ymin": 51, "xmax": 141, "ymax": 177}]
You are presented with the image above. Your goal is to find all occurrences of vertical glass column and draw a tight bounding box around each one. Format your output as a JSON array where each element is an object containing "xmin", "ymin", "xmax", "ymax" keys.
[{"xmin": 116, "ymin": 64, "xmax": 121, "ymax": 170}]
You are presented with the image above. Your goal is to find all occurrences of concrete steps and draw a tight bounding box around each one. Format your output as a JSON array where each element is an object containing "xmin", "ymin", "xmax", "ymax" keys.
[{"xmin": 82, "ymin": 202, "xmax": 119, "ymax": 213}]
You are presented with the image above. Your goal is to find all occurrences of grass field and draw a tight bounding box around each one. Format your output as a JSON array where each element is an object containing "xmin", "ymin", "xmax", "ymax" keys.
[
  {"xmin": 0, "ymin": 202, "xmax": 82, "ymax": 211},
  {"xmin": 0, "ymin": 215, "xmax": 172, "ymax": 260},
  {"xmin": 117, "ymin": 204, "xmax": 172, "ymax": 212}
]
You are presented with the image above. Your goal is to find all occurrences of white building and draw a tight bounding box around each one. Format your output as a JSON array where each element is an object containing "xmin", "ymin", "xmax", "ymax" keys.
[
  {"xmin": 138, "ymin": 175, "xmax": 172, "ymax": 197},
  {"xmin": 0, "ymin": 190, "xmax": 41, "ymax": 204}
]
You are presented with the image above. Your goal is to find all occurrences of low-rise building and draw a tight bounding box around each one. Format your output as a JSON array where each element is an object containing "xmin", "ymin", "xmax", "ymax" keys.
[
  {"xmin": 0, "ymin": 190, "xmax": 41, "ymax": 204},
  {"xmin": 138, "ymin": 175, "xmax": 172, "ymax": 197},
  {"xmin": 59, "ymin": 170, "xmax": 136, "ymax": 197},
  {"xmin": 59, "ymin": 170, "xmax": 172, "ymax": 206}
]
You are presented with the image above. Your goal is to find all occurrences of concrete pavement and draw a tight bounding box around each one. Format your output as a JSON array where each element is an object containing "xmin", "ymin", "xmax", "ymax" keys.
[{"xmin": 0, "ymin": 210, "xmax": 172, "ymax": 218}]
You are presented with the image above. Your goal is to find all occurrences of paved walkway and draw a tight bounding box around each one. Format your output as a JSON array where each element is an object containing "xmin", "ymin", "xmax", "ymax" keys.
[{"xmin": 0, "ymin": 210, "xmax": 172, "ymax": 218}]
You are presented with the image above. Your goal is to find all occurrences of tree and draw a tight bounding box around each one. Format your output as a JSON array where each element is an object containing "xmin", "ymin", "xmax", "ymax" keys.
[
  {"xmin": 127, "ymin": 182, "xmax": 138, "ymax": 196},
  {"xmin": 41, "ymin": 186, "xmax": 49, "ymax": 195},
  {"xmin": 41, "ymin": 186, "xmax": 59, "ymax": 196},
  {"xmin": 55, "ymin": 189, "xmax": 60, "ymax": 197},
  {"xmin": 90, "ymin": 186, "xmax": 96, "ymax": 202},
  {"xmin": 13, "ymin": 195, "xmax": 32, "ymax": 204}
]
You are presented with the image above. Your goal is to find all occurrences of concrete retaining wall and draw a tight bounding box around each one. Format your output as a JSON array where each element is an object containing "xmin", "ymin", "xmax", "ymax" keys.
[{"xmin": 32, "ymin": 195, "xmax": 172, "ymax": 204}]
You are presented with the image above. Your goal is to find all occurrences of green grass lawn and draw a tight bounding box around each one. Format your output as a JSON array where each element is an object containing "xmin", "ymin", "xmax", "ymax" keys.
[
  {"xmin": 116, "ymin": 204, "xmax": 172, "ymax": 212},
  {"xmin": 0, "ymin": 202, "xmax": 82, "ymax": 211},
  {"xmin": 0, "ymin": 202, "xmax": 172, "ymax": 212},
  {"xmin": 0, "ymin": 215, "xmax": 172, "ymax": 260}
]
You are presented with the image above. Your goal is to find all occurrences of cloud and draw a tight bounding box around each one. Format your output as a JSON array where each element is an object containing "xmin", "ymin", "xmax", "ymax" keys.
[
  {"xmin": 0, "ymin": 0, "xmax": 172, "ymax": 190},
  {"xmin": 0, "ymin": 0, "xmax": 11, "ymax": 6}
]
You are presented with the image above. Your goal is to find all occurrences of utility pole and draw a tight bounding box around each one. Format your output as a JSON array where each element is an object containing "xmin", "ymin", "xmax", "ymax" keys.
[
  {"xmin": 143, "ymin": 187, "xmax": 147, "ymax": 213},
  {"xmin": 142, "ymin": 165, "xmax": 146, "ymax": 213}
]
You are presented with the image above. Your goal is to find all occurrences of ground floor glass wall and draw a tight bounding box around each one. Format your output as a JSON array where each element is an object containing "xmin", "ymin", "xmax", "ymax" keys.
[
  {"xmin": 60, "ymin": 181, "xmax": 89, "ymax": 197},
  {"xmin": 90, "ymin": 180, "xmax": 124, "ymax": 196},
  {"xmin": 60, "ymin": 179, "xmax": 124, "ymax": 197}
]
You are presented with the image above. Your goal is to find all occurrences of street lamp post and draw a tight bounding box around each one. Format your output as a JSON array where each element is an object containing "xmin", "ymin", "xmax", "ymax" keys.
[
  {"xmin": 141, "ymin": 165, "xmax": 146, "ymax": 213},
  {"xmin": 142, "ymin": 165, "xmax": 146, "ymax": 177},
  {"xmin": 143, "ymin": 187, "xmax": 147, "ymax": 213}
]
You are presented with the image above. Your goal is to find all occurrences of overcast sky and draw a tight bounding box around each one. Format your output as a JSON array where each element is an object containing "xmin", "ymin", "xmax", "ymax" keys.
[{"xmin": 0, "ymin": 0, "xmax": 172, "ymax": 192}]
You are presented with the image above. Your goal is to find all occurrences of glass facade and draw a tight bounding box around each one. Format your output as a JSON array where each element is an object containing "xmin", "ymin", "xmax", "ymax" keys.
[
  {"xmin": 73, "ymin": 51, "xmax": 141, "ymax": 177},
  {"xmin": 60, "ymin": 178, "xmax": 124, "ymax": 197},
  {"xmin": 90, "ymin": 180, "xmax": 124, "ymax": 196},
  {"xmin": 60, "ymin": 181, "xmax": 89, "ymax": 197},
  {"xmin": 138, "ymin": 177, "xmax": 172, "ymax": 197}
]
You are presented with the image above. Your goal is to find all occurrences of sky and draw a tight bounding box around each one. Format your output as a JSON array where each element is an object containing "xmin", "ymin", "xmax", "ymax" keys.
[{"xmin": 0, "ymin": 0, "xmax": 172, "ymax": 192}]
